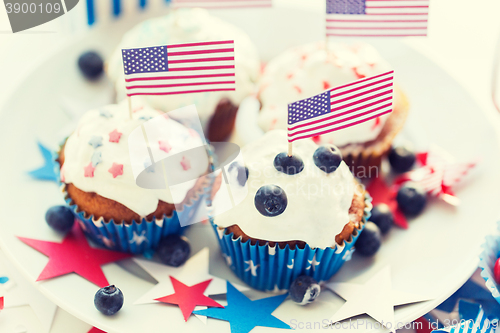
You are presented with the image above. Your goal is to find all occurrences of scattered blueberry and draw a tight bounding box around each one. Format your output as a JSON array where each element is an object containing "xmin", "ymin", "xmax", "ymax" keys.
[
  {"xmin": 45, "ymin": 206, "xmax": 75, "ymax": 234},
  {"xmin": 78, "ymin": 51, "xmax": 104, "ymax": 80},
  {"xmin": 228, "ymin": 162, "xmax": 249, "ymax": 186},
  {"xmin": 273, "ymin": 152, "xmax": 304, "ymax": 175},
  {"xmin": 94, "ymin": 285, "xmax": 124, "ymax": 316},
  {"xmin": 254, "ymin": 185, "xmax": 287, "ymax": 217},
  {"xmin": 313, "ymin": 145, "xmax": 342, "ymax": 174},
  {"xmin": 289, "ymin": 275, "xmax": 321, "ymax": 305},
  {"xmin": 369, "ymin": 204, "xmax": 394, "ymax": 234},
  {"xmin": 396, "ymin": 183, "xmax": 427, "ymax": 216},
  {"xmin": 355, "ymin": 222, "xmax": 382, "ymax": 256},
  {"xmin": 156, "ymin": 235, "xmax": 191, "ymax": 267},
  {"xmin": 388, "ymin": 145, "xmax": 416, "ymax": 173}
]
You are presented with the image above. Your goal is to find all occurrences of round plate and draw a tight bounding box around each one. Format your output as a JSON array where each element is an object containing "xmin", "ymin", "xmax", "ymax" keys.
[{"xmin": 0, "ymin": 4, "xmax": 499, "ymax": 333}]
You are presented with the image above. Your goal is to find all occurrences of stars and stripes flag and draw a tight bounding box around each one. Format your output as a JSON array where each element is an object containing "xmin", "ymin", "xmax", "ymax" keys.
[
  {"xmin": 287, "ymin": 70, "xmax": 394, "ymax": 143},
  {"xmin": 326, "ymin": 0, "xmax": 429, "ymax": 37},
  {"xmin": 121, "ymin": 40, "xmax": 236, "ymax": 97},
  {"xmin": 171, "ymin": 0, "xmax": 272, "ymax": 8}
]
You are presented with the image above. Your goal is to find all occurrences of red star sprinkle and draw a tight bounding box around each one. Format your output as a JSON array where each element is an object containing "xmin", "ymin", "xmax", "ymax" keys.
[
  {"xmin": 155, "ymin": 277, "xmax": 223, "ymax": 322},
  {"xmin": 108, "ymin": 129, "xmax": 122, "ymax": 143},
  {"xmin": 367, "ymin": 177, "xmax": 408, "ymax": 229},
  {"xmin": 180, "ymin": 156, "xmax": 191, "ymax": 171},
  {"xmin": 159, "ymin": 140, "xmax": 172, "ymax": 153},
  {"xmin": 108, "ymin": 163, "xmax": 123, "ymax": 178},
  {"xmin": 84, "ymin": 162, "xmax": 95, "ymax": 178},
  {"xmin": 17, "ymin": 223, "xmax": 131, "ymax": 287},
  {"xmin": 88, "ymin": 328, "xmax": 106, "ymax": 333},
  {"xmin": 323, "ymin": 81, "xmax": 331, "ymax": 90},
  {"xmin": 0, "ymin": 296, "xmax": 3, "ymax": 311}
]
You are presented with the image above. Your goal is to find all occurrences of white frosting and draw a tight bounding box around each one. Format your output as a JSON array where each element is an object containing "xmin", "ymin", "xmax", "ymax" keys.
[
  {"xmin": 107, "ymin": 8, "xmax": 261, "ymax": 128},
  {"xmin": 214, "ymin": 130, "xmax": 355, "ymax": 249},
  {"xmin": 258, "ymin": 41, "xmax": 392, "ymax": 147},
  {"xmin": 62, "ymin": 99, "xmax": 207, "ymax": 218}
]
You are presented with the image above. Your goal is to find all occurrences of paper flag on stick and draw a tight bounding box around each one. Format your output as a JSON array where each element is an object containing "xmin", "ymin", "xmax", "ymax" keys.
[
  {"xmin": 193, "ymin": 282, "xmax": 290, "ymax": 333},
  {"xmin": 366, "ymin": 177, "xmax": 408, "ymax": 229},
  {"xmin": 18, "ymin": 223, "xmax": 132, "ymax": 287},
  {"xmin": 27, "ymin": 142, "xmax": 58, "ymax": 182}
]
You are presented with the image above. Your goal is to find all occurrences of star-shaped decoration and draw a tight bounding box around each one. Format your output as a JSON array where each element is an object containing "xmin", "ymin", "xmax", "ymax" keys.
[
  {"xmin": 366, "ymin": 177, "xmax": 408, "ymax": 229},
  {"xmin": 108, "ymin": 163, "xmax": 123, "ymax": 178},
  {"xmin": 88, "ymin": 135, "xmax": 103, "ymax": 148},
  {"xmin": 108, "ymin": 129, "xmax": 122, "ymax": 143},
  {"xmin": 181, "ymin": 156, "xmax": 191, "ymax": 171},
  {"xmin": 325, "ymin": 266, "xmax": 431, "ymax": 331},
  {"xmin": 28, "ymin": 142, "xmax": 58, "ymax": 182},
  {"xmin": 155, "ymin": 277, "xmax": 224, "ymax": 321},
  {"xmin": 84, "ymin": 162, "xmax": 95, "ymax": 178},
  {"xmin": 99, "ymin": 109, "xmax": 113, "ymax": 119},
  {"xmin": 342, "ymin": 249, "xmax": 355, "ymax": 261},
  {"xmin": 194, "ymin": 282, "xmax": 290, "ymax": 333},
  {"xmin": 159, "ymin": 140, "xmax": 171, "ymax": 153},
  {"xmin": 17, "ymin": 223, "xmax": 132, "ymax": 287},
  {"xmin": 88, "ymin": 328, "xmax": 106, "ymax": 333},
  {"xmin": 306, "ymin": 254, "xmax": 320, "ymax": 271},
  {"xmin": 244, "ymin": 260, "xmax": 259, "ymax": 276},
  {"xmin": 133, "ymin": 248, "xmax": 248, "ymax": 305},
  {"xmin": 129, "ymin": 231, "xmax": 148, "ymax": 245},
  {"xmin": 91, "ymin": 151, "xmax": 102, "ymax": 167}
]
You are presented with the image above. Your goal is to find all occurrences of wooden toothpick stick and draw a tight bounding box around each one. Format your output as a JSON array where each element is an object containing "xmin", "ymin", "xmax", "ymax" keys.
[
  {"xmin": 127, "ymin": 96, "xmax": 133, "ymax": 120},
  {"xmin": 288, "ymin": 142, "xmax": 293, "ymax": 157}
]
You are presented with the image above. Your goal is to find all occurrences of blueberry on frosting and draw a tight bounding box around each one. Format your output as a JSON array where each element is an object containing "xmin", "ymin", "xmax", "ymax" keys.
[
  {"xmin": 228, "ymin": 162, "xmax": 249, "ymax": 186},
  {"xmin": 313, "ymin": 145, "xmax": 342, "ymax": 174},
  {"xmin": 273, "ymin": 152, "xmax": 304, "ymax": 175},
  {"xmin": 254, "ymin": 185, "xmax": 287, "ymax": 217}
]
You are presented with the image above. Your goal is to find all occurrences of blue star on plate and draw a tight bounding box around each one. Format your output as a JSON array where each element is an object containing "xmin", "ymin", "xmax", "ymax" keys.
[
  {"xmin": 28, "ymin": 142, "xmax": 59, "ymax": 182},
  {"xmin": 91, "ymin": 151, "xmax": 102, "ymax": 167},
  {"xmin": 193, "ymin": 282, "xmax": 290, "ymax": 333},
  {"xmin": 88, "ymin": 136, "xmax": 103, "ymax": 149}
]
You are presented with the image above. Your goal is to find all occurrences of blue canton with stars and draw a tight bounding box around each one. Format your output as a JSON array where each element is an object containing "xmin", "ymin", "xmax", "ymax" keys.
[
  {"xmin": 288, "ymin": 90, "xmax": 331, "ymax": 125},
  {"xmin": 122, "ymin": 46, "xmax": 168, "ymax": 75},
  {"xmin": 326, "ymin": 0, "xmax": 365, "ymax": 14}
]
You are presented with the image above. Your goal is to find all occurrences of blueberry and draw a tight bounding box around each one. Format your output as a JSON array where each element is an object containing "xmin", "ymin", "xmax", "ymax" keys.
[
  {"xmin": 156, "ymin": 235, "xmax": 191, "ymax": 267},
  {"xmin": 396, "ymin": 183, "xmax": 427, "ymax": 216},
  {"xmin": 254, "ymin": 185, "xmax": 287, "ymax": 217},
  {"xmin": 45, "ymin": 206, "xmax": 75, "ymax": 234},
  {"xmin": 228, "ymin": 162, "xmax": 249, "ymax": 186},
  {"xmin": 94, "ymin": 285, "xmax": 124, "ymax": 315},
  {"xmin": 289, "ymin": 275, "xmax": 321, "ymax": 305},
  {"xmin": 355, "ymin": 222, "xmax": 382, "ymax": 256},
  {"xmin": 78, "ymin": 51, "xmax": 104, "ymax": 80},
  {"xmin": 273, "ymin": 152, "xmax": 304, "ymax": 175},
  {"xmin": 369, "ymin": 204, "xmax": 394, "ymax": 234},
  {"xmin": 313, "ymin": 145, "xmax": 342, "ymax": 174},
  {"xmin": 388, "ymin": 145, "xmax": 416, "ymax": 173}
]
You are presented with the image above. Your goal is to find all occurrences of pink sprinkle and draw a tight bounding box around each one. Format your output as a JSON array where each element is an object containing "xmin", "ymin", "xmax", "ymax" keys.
[
  {"xmin": 270, "ymin": 118, "xmax": 278, "ymax": 130},
  {"xmin": 180, "ymin": 156, "xmax": 191, "ymax": 171},
  {"xmin": 353, "ymin": 67, "xmax": 366, "ymax": 79},
  {"xmin": 159, "ymin": 140, "xmax": 172, "ymax": 153},
  {"xmin": 108, "ymin": 163, "xmax": 123, "ymax": 178},
  {"xmin": 293, "ymin": 86, "xmax": 302, "ymax": 94},
  {"xmin": 312, "ymin": 136, "xmax": 321, "ymax": 144},
  {"xmin": 132, "ymin": 106, "xmax": 144, "ymax": 113},
  {"xmin": 84, "ymin": 163, "xmax": 95, "ymax": 178},
  {"xmin": 371, "ymin": 117, "xmax": 382, "ymax": 130},
  {"xmin": 323, "ymin": 81, "xmax": 331, "ymax": 90},
  {"xmin": 109, "ymin": 129, "xmax": 122, "ymax": 143},
  {"xmin": 286, "ymin": 73, "xmax": 294, "ymax": 80}
]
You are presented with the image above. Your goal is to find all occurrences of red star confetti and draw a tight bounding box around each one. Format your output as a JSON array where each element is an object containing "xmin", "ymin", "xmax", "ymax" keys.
[
  {"xmin": 181, "ymin": 156, "xmax": 191, "ymax": 171},
  {"xmin": 0, "ymin": 296, "xmax": 3, "ymax": 311},
  {"xmin": 84, "ymin": 162, "xmax": 95, "ymax": 178},
  {"xmin": 159, "ymin": 140, "xmax": 171, "ymax": 153},
  {"xmin": 18, "ymin": 223, "xmax": 131, "ymax": 287},
  {"xmin": 88, "ymin": 327, "xmax": 106, "ymax": 333},
  {"xmin": 367, "ymin": 177, "xmax": 408, "ymax": 229},
  {"xmin": 155, "ymin": 277, "xmax": 223, "ymax": 322},
  {"xmin": 108, "ymin": 129, "xmax": 122, "ymax": 143},
  {"xmin": 108, "ymin": 163, "xmax": 123, "ymax": 178}
]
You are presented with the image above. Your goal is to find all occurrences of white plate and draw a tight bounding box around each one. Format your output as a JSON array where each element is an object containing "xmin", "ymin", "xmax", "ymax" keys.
[{"xmin": 0, "ymin": 4, "xmax": 500, "ymax": 333}]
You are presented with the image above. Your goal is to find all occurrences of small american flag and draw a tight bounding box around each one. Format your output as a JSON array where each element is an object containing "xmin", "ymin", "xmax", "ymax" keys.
[
  {"xmin": 287, "ymin": 70, "xmax": 394, "ymax": 143},
  {"xmin": 171, "ymin": 0, "xmax": 272, "ymax": 9},
  {"xmin": 122, "ymin": 40, "xmax": 236, "ymax": 97},
  {"xmin": 326, "ymin": 0, "xmax": 429, "ymax": 37}
]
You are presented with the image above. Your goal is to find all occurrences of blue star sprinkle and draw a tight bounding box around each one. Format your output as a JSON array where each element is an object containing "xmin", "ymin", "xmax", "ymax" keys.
[
  {"xmin": 91, "ymin": 151, "xmax": 102, "ymax": 167},
  {"xmin": 88, "ymin": 135, "xmax": 103, "ymax": 149},
  {"xmin": 28, "ymin": 142, "xmax": 59, "ymax": 182},
  {"xmin": 0, "ymin": 276, "xmax": 9, "ymax": 284},
  {"xmin": 144, "ymin": 160, "xmax": 155, "ymax": 173},
  {"xmin": 99, "ymin": 109, "xmax": 113, "ymax": 119},
  {"xmin": 194, "ymin": 282, "xmax": 290, "ymax": 333},
  {"xmin": 139, "ymin": 116, "xmax": 153, "ymax": 121}
]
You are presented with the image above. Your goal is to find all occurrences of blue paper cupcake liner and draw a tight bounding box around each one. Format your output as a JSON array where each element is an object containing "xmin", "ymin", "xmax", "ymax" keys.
[
  {"xmin": 210, "ymin": 193, "xmax": 372, "ymax": 291},
  {"xmin": 479, "ymin": 220, "xmax": 500, "ymax": 304}
]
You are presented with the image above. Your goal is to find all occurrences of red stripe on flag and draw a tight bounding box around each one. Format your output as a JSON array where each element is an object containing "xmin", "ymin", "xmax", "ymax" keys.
[
  {"xmin": 127, "ymin": 88, "xmax": 235, "ymax": 96},
  {"xmin": 330, "ymin": 76, "xmax": 393, "ymax": 98},
  {"xmin": 327, "ymin": 33, "xmax": 427, "ymax": 37},
  {"xmin": 366, "ymin": 12, "xmax": 428, "ymax": 15},
  {"xmin": 327, "ymin": 19, "xmax": 427, "ymax": 22},
  {"xmin": 167, "ymin": 40, "xmax": 234, "ymax": 48},
  {"xmin": 331, "ymin": 89, "xmax": 392, "ymax": 110},
  {"xmin": 365, "ymin": 6, "xmax": 429, "ymax": 8},
  {"xmin": 168, "ymin": 57, "xmax": 234, "ymax": 64},
  {"xmin": 330, "ymin": 71, "xmax": 393, "ymax": 92},
  {"xmin": 125, "ymin": 73, "xmax": 234, "ymax": 82},
  {"xmin": 167, "ymin": 48, "xmax": 234, "ymax": 57},
  {"xmin": 168, "ymin": 65, "xmax": 235, "ymax": 71},
  {"xmin": 331, "ymin": 82, "xmax": 393, "ymax": 102},
  {"xmin": 126, "ymin": 81, "xmax": 236, "ymax": 90},
  {"xmin": 328, "ymin": 26, "xmax": 427, "ymax": 30}
]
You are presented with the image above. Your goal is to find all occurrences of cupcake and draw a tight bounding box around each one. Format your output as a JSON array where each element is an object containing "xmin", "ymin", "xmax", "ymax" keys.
[
  {"xmin": 107, "ymin": 8, "xmax": 261, "ymax": 142},
  {"xmin": 209, "ymin": 130, "xmax": 372, "ymax": 291},
  {"xmin": 59, "ymin": 99, "xmax": 213, "ymax": 254},
  {"xmin": 479, "ymin": 221, "xmax": 500, "ymax": 305},
  {"xmin": 252, "ymin": 41, "xmax": 409, "ymax": 177}
]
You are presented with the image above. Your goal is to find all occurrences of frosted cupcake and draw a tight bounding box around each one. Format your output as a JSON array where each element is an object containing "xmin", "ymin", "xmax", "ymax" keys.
[
  {"xmin": 254, "ymin": 41, "xmax": 409, "ymax": 176},
  {"xmin": 107, "ymin": 8, "xmax": 261, "ymax": 142},
  {"xmin": 59, "ymin": 99, "xmax": 213, "ymax": 254},
  {"xmin": 210, "ymin": 130, "xmax": 371, "ymax": 291}
]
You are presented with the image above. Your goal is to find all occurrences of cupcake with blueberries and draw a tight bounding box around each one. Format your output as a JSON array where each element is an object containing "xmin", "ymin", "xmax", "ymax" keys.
[
  {"xmin": 107, "ymin": 8, "xmax": 261, "ymax": 142},
  {"xmin": 245, "ymin": 41, "xmax": 409, "ymax": 176},
  {"xmin": 209, "ymin": 130, "xmax": 372, "ymax": 291},
  {"xmin": 58, "ymin": 99, "xmax": 213, "ymax": 254}
]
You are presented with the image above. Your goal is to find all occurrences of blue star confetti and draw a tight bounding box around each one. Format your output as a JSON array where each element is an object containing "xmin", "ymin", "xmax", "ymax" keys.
[
  {"xmin": 99, "ymin": 109, "xmax": 113, "ymax": 119},
  {"xmin": 28, "ymin": 142, "xmax": 59, "ymax": 182},
  {"xmin": 0, "ymin": 276, "xmax": 9, "ymax": 284},
  {"xmin": 91, "ymin": 151, "xmax": 102, "ymax": 167},
  {"xmin": 194, "ymin": 282, "xmax": 290, "ymax": 333},
  {"xmin": 88, "ymin": 135, "xmax": 103, "ymax": 149}
]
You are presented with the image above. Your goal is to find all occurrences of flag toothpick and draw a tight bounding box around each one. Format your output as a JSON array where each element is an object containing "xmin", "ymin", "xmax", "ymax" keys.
[
  {"xmin": 288, "ymin": 142, "xmax": 293, "ymax": 157},
  {"xmin": 127, "ymin": 96, "xmax": 133, "ymax": 120}
]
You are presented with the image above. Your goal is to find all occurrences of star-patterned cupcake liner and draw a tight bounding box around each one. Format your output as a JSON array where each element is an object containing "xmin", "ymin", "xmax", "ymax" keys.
[
  {"xmin": 479, "ymin": 220, "xmax": 500, "ymax": 305},
  {"xmin": 210, "ymin": 193, "xmax": 372, "ymax": 292}
]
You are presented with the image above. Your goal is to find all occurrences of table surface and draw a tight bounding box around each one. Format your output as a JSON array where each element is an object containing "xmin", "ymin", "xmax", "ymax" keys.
[{"xmin": 0, "ymin": 1, "xmax": 499, "ymax": 332}]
